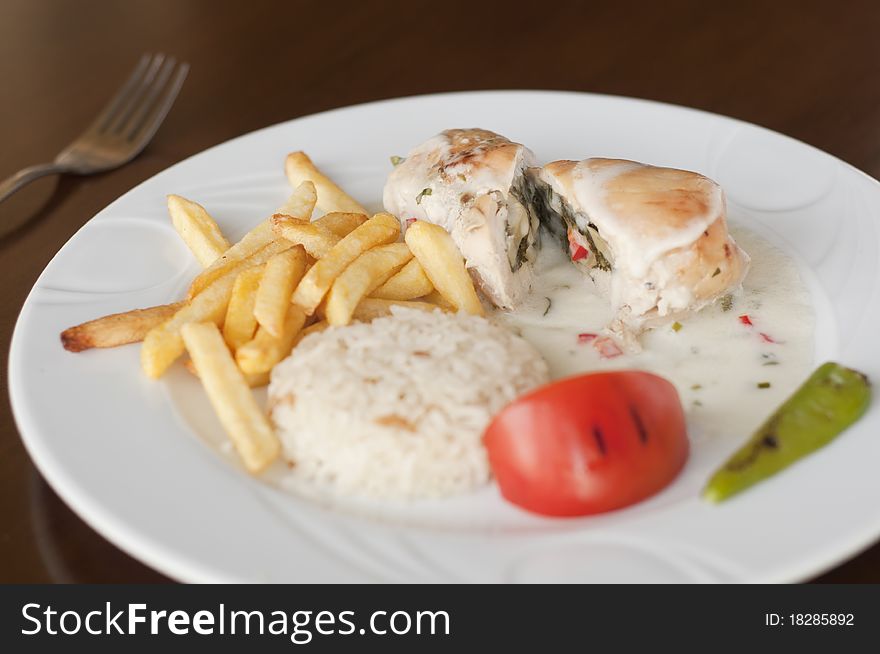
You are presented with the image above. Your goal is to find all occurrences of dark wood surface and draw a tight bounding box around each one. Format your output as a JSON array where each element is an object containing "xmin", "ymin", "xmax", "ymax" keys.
[{"xmin": 2, "ymin": 0, "xmax": 878, "ymax": 583}]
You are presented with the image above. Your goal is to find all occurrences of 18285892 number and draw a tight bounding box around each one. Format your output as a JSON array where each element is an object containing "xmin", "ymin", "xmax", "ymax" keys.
[{"xmin": 790, "ymin": 614, "xmax": 854, "ymax": 626}]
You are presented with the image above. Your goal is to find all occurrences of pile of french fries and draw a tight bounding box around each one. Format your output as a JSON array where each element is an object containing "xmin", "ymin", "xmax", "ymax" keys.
[{"xmin": 61, "ymin": 152, "xmax": 484, "ymax": 474}]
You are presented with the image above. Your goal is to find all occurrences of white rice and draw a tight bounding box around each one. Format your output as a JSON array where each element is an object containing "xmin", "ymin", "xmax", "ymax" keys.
[{"xmin": 268, "ymin": 307, "xmax": 549, "ymax": 499}]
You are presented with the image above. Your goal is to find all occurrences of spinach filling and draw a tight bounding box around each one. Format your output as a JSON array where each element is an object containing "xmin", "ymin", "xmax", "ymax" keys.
[
  {"xmin": 524, "ymin": 177, "xmax": 612, "ymax": 272},
  {"xmin": 507, "ymin": 181, "xmax": 541, "ymax": 273}
]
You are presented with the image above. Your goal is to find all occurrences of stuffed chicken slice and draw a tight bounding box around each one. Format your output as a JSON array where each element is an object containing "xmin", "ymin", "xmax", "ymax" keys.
[
  {"xmin": 383, "ymin": 129, "xmax": 539, "ymax": 309},
  {"xmin": 531, "ymin": 158, "xmax": 750, "ymax": 341}
]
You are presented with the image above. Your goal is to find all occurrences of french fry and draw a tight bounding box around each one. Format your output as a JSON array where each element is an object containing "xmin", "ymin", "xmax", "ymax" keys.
[
  {"xmin": 187, "ymin": 182, "xmax": 315, "ymax": 299},
  {"xmin": 293, "ymin": 320, "xmax": 329, "ymax": 347},
  {"xmin": 181, "ymin": 322, "xmax": 280, "ymax": 473},
  {"xmin": 404, "ymin": 220, "xmax": 484, "ymax": 316},
  {"xmin": 142, "ymin": 276, "xmax": 235, "ymax": 379},
  {"xmin": 187, "ymin": 219, "xmax": 274, "ymax": 299},
  {"xmin": 184, "ymin": 357, "xmax": 270, "ymax": 388},
  {"xmin": 313, "ymin": 297, "xmax": 329, "ymax": 320},
  {"xmin": 325, "ymin": 243, "xmax": 413, "ymax": 326},
  {"xmin": 236, "ymin": 304, "xmax": 307, "ymax": 375},
  {"xmin": 61, "ymin": 302, "xmax": 185, "ymax": 352},
  {"xmin": 292, "ymin": 213, "xmax": 400, "ymax": 315},
  {"xmin": 167, "ymin": 195, "xmax": 231, "ymax": 267},
  {"xmin": 270, "ymin": 211, "xmax": 369, "ymax": 259},
  {"xmin": 351, "ymin": 298, "xmax": 442, "ymax": 322},
  {"xmin": 253, "ymin": 246, "xmax": 308, "ymax": 337},
  {"xmin": 142, "ymin": 240, "xmax": 295, "ymax": 378},
  {"xmin": 222, "ymin": 265, "xmax": 264, "ymax": 350},
  {"xmin": 271, "ymin": 215, "xmax": 340, "ymax": 258},
  {"xmin": 245, "ymin": 371, "xmax": 272, "ymax": 389},
  {"xmin": 371, "ymin": 257, "xmax": 434, "ymax": 301},
  {"xmin": 419, "ymin": 289, "xmax": 456, "ymax": 311},
  {"xmin": 313, "ymin": 212, "xmax": 368, "ymax": 237},
  {"xmin": 285, "ymin": 151, "xmax": 367, "ymax": 214},
  {"xmin": 276, "ymin": 180, "xmax": 317, "ymax": 221}
]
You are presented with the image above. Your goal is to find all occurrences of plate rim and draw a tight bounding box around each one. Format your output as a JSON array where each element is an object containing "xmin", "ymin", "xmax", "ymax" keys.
[{"xmin": 10, "ymin": 89, "xmax": 880, "ymax": 583}]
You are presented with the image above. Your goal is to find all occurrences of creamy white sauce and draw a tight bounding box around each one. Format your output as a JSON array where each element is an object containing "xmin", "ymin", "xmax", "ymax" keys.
[{"xmin": 493, "ymin": 226, "xmax": 815, "ymax": 443}]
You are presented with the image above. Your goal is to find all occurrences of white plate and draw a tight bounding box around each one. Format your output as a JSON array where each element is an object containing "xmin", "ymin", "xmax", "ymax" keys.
[{"xmin": 10, "ymin": 91, "xmax": 880, "ymax": 583}]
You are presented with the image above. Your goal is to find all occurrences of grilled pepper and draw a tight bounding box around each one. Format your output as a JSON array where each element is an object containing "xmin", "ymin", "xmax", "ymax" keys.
[{"xmin": 703, "ymin": 362, "xmax": 871, "ymax": 503}]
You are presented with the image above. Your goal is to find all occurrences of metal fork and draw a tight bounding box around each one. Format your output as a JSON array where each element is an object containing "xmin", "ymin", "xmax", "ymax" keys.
[{"xmin": 0, "ymin": 53, "xmax": 189, "ymax": 204}]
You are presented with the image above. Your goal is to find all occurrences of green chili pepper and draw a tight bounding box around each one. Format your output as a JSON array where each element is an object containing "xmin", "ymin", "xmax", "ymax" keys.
[{"xmin": 703, "ymin": 362, "xmax": 871, "ymax": 503}]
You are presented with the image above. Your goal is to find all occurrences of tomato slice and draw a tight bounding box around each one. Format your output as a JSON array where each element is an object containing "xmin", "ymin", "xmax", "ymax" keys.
[{"xmin": 484, "ymin": 371, "xmax": 689, "ymax": 517}]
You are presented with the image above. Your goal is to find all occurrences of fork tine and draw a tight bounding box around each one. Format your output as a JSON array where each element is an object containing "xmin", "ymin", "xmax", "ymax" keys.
[
  {"xmin": 127, "ymin": 62, "xmax": 189, "ymax": 153},
  {"xmin": 123, "ymin": 56, "xmax": 177, "ymax": 141},
  {"xmin": 86, "ymin": 53, "xmax": 152, "ymax": 134},
  {"xmin": 105, "ymin": 53, "xmax": 166, "ymax": 135}
]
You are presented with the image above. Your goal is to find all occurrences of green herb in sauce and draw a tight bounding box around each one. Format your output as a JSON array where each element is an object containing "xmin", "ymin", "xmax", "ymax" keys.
[
  {"xmin": 757, "ymin": 382, "xmax": 771, "ymax": 389},
  {"xmin": 390, "ymin": 155, "xmax": 405, "ymax": 166},
  {"xmin": 720, "ymin": 294, "xmax": 734, "ymax": 312},
  {"xmin": 691, "ymin": 384, "xmax": 703, "ymax": 390},
  {"xmin": 672, "ymin": 321, "xmax": 683, "ymax": 332},
  {"xmin": 542, "ymin": 297, "xmax": 552, "ymax": 316},
  {"xmin": 712, "ymin": 267, "xmax": 721, "ymax": 277},
  {"xmin": 415, "ymin": 188, "xmax": 432, "ymax": 204}
]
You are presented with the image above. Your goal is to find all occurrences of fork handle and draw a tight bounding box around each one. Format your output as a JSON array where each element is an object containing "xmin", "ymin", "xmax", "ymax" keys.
[{"xmin": 0, "ymin": 163, "xmax": 68, "ymax": 204}]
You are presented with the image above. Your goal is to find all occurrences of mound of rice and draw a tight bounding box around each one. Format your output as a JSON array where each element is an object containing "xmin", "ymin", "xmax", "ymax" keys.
[{"xmin": 268, "ymin": 306, "xmax": 549, "ymax": 499}]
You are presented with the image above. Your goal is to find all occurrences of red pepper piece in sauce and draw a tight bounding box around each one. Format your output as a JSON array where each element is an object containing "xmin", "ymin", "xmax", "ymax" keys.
[
  {"xmin": 594, "ymin": 336, "xmax": 623, "ymax": 359},
  {"xmin": 740, "ymin": 314, "xmax": 780, "ymax": 344},
  {"xmin": 405, "ymin": 218, "xmax": 418, "ymax": 228},
  {"xmin": 577, "ymin": 333, "xmax": 597, "ymax": 344},
  {"xmin": 567, "ymin": 229, "xmax": 590, "ymax": 262}
]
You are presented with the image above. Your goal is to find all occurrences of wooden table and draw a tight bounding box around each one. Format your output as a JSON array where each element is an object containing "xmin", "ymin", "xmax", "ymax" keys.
[{"xmin": 2, "ymin": 0, "xmax": 878, "ymax": 583}]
